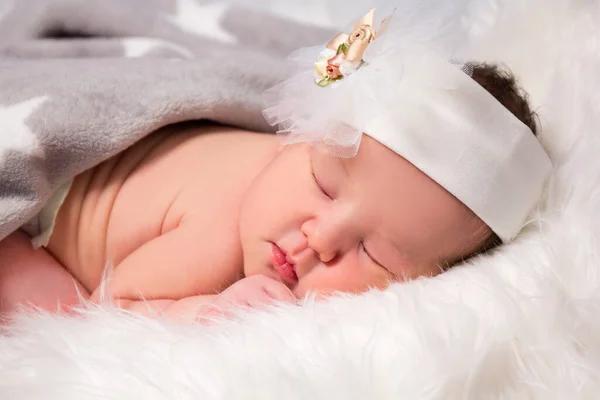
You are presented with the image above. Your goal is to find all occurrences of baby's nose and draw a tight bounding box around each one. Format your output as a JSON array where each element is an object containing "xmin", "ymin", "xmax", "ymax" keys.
[
  {"xmin": 318, "ymin": 249, "xmax": 336, "ymax": 264},
  {"xmin": 301, "ymin": 218, "xmax": 345, "ymax": 264}
]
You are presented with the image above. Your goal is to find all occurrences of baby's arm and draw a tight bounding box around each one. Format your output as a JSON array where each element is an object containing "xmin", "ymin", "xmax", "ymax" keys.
[
  {"xmin": 90, "ymin": 222, "xmax": 296, "ymax": 321},
  {"xmin": 116, "ymin": 275, "xmax": 296, "ymax": 322},
  {"xmin": 117, "ymin": 295, "xmax": 218, "ymax": 321},
  {"xmin": 91, "ymin": 223, "xmax": 238, "ymax": 303}
]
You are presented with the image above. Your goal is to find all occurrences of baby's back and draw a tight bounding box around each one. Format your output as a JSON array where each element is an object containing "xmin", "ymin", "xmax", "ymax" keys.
[{"xmin": 46, "ymin": 123, "xmax": 278, "ymax": 302}]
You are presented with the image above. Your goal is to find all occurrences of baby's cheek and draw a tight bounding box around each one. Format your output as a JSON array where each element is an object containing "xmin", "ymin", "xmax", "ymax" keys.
[{"xmin": 294, "ymin": 265, "xmax": 390, "ymax": 297}]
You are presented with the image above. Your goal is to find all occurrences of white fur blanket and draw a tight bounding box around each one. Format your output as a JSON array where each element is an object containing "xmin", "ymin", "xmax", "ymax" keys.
[{"xmin": 2, "ymin": 0, "xmax": 600, "ymax": 399}]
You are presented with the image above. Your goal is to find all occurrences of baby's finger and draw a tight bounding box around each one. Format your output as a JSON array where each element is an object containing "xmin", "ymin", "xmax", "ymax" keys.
[
  {"xmin": 246, "ymin": 292, "xmax": 277, "ymax": 309},
  {"xmin": 261, "ymin": 279, "xmax": 297, "ymax": 303}
]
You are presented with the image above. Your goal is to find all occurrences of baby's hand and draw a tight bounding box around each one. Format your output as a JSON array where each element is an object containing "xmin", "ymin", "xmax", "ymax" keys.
[
  {"xmin": 165, "ymin": 276, "xmax": 296, "ymax": 324},
  {"xmin": 211, "ymin": 275, "xmax": 297, "ymax": 312}
]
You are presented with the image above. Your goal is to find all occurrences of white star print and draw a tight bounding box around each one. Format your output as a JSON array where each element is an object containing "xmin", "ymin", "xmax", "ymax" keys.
[
  {"xmin": 0, "ymin": 96, "xmax": 48, "ymax": 158},
  {"xmin": 165, "ymin": 0, "xmax": 237, "ymax": 44},
  {"xmin": 122, "ymin": 37, "xmax": 194, "ymax": 59}
]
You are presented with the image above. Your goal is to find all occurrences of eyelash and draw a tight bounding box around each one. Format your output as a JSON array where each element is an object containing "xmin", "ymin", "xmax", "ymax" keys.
[
  {"xmin": 311, "ymin": 166, "xmax": 391, "ymax": 275},
  {"xmin": 360, "ymin": 242, "xmax": 389, "ymax": 272},
  {"xmin": 311, "ymin": 169, "xmax": 332, "ymax": 199}
]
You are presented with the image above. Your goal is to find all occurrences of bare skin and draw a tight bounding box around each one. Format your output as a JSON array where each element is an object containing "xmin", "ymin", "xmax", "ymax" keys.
[
  {"xmin": 0, "ymin": 122, "xmax": 488, "ymax": 321},
  {"xmin": 51, "ymin": 123, "xmax": 277, "ymax": 301}
]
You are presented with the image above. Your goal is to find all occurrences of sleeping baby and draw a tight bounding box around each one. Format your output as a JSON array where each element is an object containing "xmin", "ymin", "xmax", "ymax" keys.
[{"xmin": 0, "ymin": 9, "xmax": 552, "ymax": 322}]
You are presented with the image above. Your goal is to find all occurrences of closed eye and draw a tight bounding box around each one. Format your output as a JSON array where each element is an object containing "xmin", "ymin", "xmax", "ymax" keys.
[
  {"xmin": 360, "ymin": 241, "xmax": 391, "ymax": 274},
  {"xmin": 311, "ymin": 168, "xmax": 332, "ymax": 199}
]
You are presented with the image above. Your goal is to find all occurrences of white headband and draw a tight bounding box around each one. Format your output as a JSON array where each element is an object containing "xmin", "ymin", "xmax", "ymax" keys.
[{"xmin": 263, "ymin": 8, "xmax": 552, "ymax": 242}]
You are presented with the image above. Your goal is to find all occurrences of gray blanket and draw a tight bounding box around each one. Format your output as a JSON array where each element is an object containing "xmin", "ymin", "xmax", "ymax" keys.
[{"xmin": 0, "ymin": 0, "xmax": 332, "ymax": 241}]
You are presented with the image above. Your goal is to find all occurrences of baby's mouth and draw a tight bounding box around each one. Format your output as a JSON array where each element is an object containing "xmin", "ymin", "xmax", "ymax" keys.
[{"xmin": 271, "ymin": 243, "xmax": 298, "ymax": 284}]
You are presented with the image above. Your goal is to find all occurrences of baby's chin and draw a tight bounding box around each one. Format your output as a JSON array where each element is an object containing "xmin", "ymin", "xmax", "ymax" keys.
[{"xmin": 241, "ymin": 257, "xmax": 286, "ymax": 287}]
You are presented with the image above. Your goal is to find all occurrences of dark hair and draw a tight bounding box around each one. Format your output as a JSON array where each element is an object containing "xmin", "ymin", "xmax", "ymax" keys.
[
  {"xmin": 471, "ymin": 63, "xmax": 538, "ymax": 136},
  {"xmin": 450, "ymin": 62, "xmax": 538, "ymax": 265}
]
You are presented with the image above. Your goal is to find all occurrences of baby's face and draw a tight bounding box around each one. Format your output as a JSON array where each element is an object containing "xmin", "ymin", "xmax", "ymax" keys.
[{"xmin": 239, "ymin": 135, "xmax": 487, "ymax": 297}]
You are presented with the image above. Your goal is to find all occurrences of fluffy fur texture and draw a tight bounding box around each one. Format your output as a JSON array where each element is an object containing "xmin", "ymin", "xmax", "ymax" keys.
[{"xmin": 2, "ymin": 0, "xmax": 600, "ymax": 399}]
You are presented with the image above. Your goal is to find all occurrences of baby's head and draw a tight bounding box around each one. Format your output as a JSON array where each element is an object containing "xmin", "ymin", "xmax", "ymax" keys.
[
  {"xmin": 239, "ymin": 62, "xmax": 540, "ymax": 297},
  {"xmin": 240, "ymin": 8, "xmax": 551, "ymax": 297}
]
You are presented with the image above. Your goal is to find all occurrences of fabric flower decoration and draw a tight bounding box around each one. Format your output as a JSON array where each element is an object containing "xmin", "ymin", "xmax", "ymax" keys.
[{"xmin": 314, "ymin": 9, "xmax": 389, "ymax": 87}]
